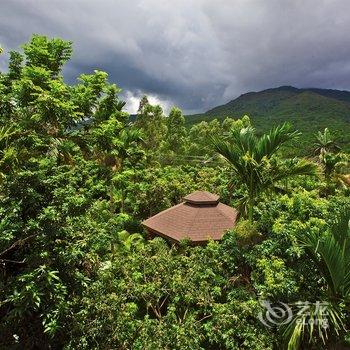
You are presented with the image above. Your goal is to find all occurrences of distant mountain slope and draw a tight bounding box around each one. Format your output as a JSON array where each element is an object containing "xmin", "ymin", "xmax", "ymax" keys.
[{"xmin": 186, "ymin": 86, "xmax": 350, "ymax": 152}]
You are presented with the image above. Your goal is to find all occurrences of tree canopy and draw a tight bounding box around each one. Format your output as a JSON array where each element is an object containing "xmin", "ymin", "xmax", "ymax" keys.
[{"xmin": 0, "ymin": 35, "xmax": 349, "ymax": 350}]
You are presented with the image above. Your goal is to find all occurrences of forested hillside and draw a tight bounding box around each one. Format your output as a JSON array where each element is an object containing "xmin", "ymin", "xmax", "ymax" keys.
[
  {"xmin": 0, "ymin": 36, "xmax": 349, "ymax": 350},
  {"xmin": 187, "ymin": 86, "xmax": 350, "ymax": 153}
]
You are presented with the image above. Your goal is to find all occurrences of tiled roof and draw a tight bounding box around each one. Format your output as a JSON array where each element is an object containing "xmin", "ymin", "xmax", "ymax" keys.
[
  {"xmin": 183, "ymin": 190, "xmax": 219, "ymax": 204},
  {"xmin": 142, "ymin": 191, "xmax": 239, "ymax": 244}
]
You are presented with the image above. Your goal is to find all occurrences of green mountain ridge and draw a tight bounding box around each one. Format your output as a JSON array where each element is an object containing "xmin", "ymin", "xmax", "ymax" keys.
[{"xmin": 186, "ymin": 86, "xmax": 350, "ymax": 151}]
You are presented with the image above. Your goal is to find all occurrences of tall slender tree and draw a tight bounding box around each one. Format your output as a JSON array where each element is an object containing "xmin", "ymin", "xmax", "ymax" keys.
[
  {"xmin": 135, "ymin": 97, "xmax": 167, "ymax": 156},
  {"xmin": 165, "ymin": 107, "xmax": 186, "ymax": 153}
]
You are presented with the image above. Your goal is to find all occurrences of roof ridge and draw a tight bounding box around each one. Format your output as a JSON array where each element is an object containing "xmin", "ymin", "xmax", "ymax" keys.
[{"xmin": 216, "ymin": 203, "xmax": 239, "ymax": 222}]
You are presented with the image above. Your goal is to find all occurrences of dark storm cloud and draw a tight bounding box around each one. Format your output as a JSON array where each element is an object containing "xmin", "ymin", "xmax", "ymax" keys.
[{"xmin": 1, "ymin": 0, "xmax": 350, "ymax": 113}]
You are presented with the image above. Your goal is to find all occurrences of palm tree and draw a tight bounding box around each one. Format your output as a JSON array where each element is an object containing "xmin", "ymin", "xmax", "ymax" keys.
[
  {"xmin": 313, "ymin": 128, "xmax": 340, "ymax": 157},
  {"xmin": 321, "ymin": 152, "xmax": 349, "ymax": 186},
  {"xmin": 212, "ymin": 123, "xmax": 318, "ymax": 221},
  {"xmin": 283, "ymin": 210, "xmax": 350, "ymax": 349},
  {"xmin": 312, "ymin": 129, "xmax": 349, "ymax": 189}
]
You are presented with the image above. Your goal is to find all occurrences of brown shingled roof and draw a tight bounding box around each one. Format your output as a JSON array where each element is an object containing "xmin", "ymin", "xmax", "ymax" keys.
[
  {"xmin": 142, "ymin": 191, "xmax": 239, "ymax": 244},
  {"xmin": 183, "ymin": 190, "xmax": 219, "ymax": 205}
]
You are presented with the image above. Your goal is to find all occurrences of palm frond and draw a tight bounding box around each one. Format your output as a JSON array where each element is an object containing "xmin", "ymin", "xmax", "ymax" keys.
[
  {"xmin": 331, "ymin": 208, "xmax": 350, "ymax": 250},
  {"xmin": 282, "ymin": 302, "xmax": 343, "ymax": 350},
  {"xmin": 296, "ymin": 209, "xmax": 350, "ymax": 298},
  {"xmin": 211, "ymin": 135, "xmax": 245, "ymax": 175},
  {"xmin": 120, "ymin": 128, "xmax": 144, "ymax": 145},
  {"xmin": 313, "ymin": 128, "xmax": 341, "ymax": 156},
  {"xmin": 230, "ymin": 126, "xmax": 257, "ymax": 154},
  {"xmin": 255, "ymin": 123, "xmax": 300, "ymax": 161},
  {"xmin": 212, "ymin": 123, "xmax": 318, "ymax": 220},
  {"xmin": 271, "ymin": 158, "xmax": 319, "ymax": 183}
]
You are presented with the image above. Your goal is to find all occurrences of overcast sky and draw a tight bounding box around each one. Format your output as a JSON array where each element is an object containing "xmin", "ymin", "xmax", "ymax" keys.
[{"xmin": 1, "ymin": 0, "xmax": 350, "ymax": 114}]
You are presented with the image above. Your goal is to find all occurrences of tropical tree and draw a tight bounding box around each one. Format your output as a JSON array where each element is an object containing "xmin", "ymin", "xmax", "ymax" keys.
[
  {"xmin": 321, "ymin": 152, "xmax": 349, "ymax": 186},
  {"xmin": 165, "ymin": 107, "xmax": 186, "ymax": 154},
  {"xmin": 115, "ymin": 128, "xmax": 144, "ymax": 170},
  {"xmin": 212, "ymin": 123, "xmax": 318, "ymax": 220},
  {"xmin": 313, "ymin": 128, "xmax": 340, "ymax": 157},
  {"xmin": 110, "ymin": 128, "xmax": 144, "ymax": 212},
  {"xmin": 135, "ymin": 98, "xmax": 167, "ymax": 154},
  {"xmin": 283, "ymin": 209, "xmax": 350, "ymax": 349},
  {"xmin": 312, "ymin": 129, "xmax": 349, "ymax": 189},
  {"xmin": 222, "ymin": 114, "xmax": 251, "ymax": 133},
  {"xmin": 0, "ymin": 34, "xmax": 141, "ymax": 347},
  {"xmin": 187, "ymin": 119, "xmax": 222, "ymax": 158},
  {"xmin": 0, "ymin": 126, "xmax": 20, "ymax": 176}
]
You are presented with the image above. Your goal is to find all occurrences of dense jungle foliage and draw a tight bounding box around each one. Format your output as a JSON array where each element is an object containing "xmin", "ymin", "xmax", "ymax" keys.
[{"xmin": 0, "ymin": 35, "xmax": 349, "ymax": 350}]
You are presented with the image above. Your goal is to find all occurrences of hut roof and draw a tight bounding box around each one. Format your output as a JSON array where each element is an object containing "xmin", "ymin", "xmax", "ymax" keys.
[{"xmin": 142, "ymin": 191, "xmax": 239, "ymax": 244}]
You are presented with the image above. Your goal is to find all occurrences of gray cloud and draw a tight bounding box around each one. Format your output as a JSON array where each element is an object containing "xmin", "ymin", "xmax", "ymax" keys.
[{"xmin": 1, "ymin": 0, "xmax": 350, "ymax": 113}]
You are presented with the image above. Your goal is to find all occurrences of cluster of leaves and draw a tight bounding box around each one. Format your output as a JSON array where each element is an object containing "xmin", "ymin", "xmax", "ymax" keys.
[
  {"xmin": 66, "ymin": 239, "xmax": 272, "ymax": 350},
  {"xmin": 0, "ymin": 35, "xmax": 349, "ymax": 350}
]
